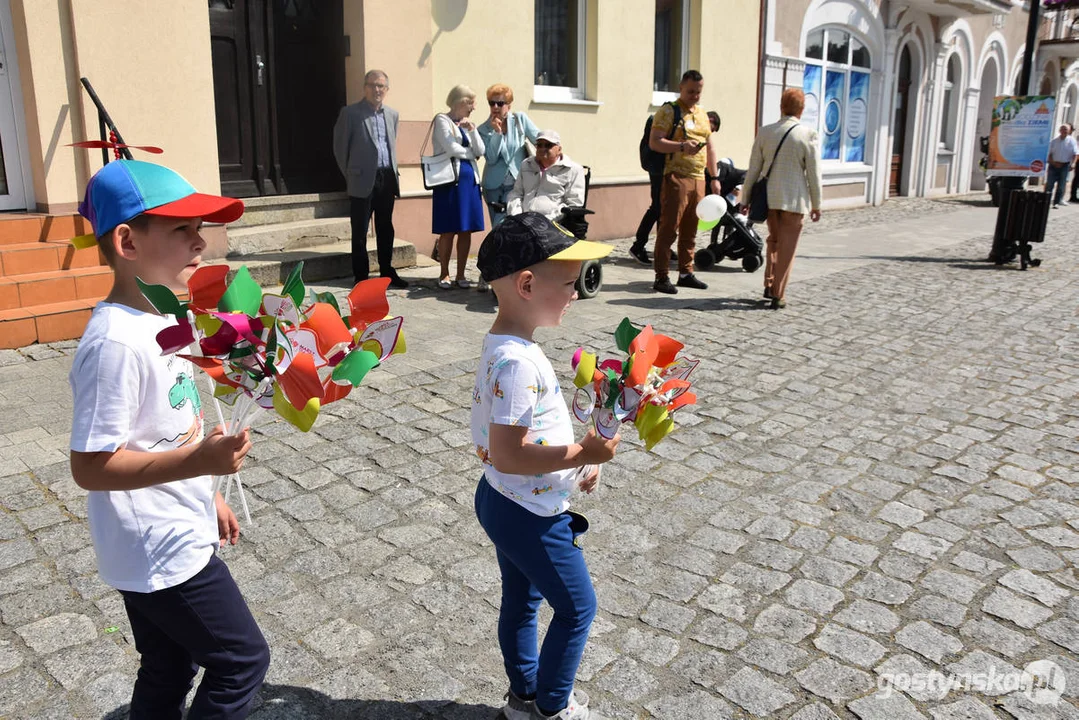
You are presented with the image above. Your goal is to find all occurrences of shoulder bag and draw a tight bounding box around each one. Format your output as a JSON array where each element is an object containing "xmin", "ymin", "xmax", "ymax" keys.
[
  {"xmin": 748, "ymin": 123, "xmax": 798, "ymax": 223},
  {"xmin": 419, "ymin": 115, "xmax": 459, "ymax": 190}
]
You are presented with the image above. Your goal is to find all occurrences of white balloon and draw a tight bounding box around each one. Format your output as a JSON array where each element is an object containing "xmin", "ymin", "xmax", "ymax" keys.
[{"xmin": 695, "ymin": 194, "xmax": 728, "ymax": 222}]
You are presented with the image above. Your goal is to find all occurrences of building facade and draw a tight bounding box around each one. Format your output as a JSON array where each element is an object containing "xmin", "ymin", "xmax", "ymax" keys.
[
  {"xmin": 759, "ymin": 0, "xmax": 1079, "ymax": 209},
  {"xmin": 0, "ymin": 0, "xmax": 763, "ymax": 255}
]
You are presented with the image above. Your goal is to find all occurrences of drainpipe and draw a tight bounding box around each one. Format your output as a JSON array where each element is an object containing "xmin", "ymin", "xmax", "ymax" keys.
[
  {"xmin": 756, "ymin": 0, "xmax": 767, "ymax": 128},
  {"xmin": 1019, "ymin": 0, "xmax": 1041, "ymax": 93}
]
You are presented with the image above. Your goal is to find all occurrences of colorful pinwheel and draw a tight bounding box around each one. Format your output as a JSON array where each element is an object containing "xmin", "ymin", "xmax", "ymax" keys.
[
  {"xmin": 570, "ymin": 318, "xmax": 698, "ymax": 450},
  {"xmin": 139, "ymin": 262, "xmax": 406, "ymax": 521}
]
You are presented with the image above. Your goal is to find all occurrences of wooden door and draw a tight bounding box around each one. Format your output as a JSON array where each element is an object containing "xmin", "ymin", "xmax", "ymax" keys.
[
  {"xmin": 0, "ymin": 0, "xmax": 27, "ymax": 210},
  {"xmin": 890, "ymin": 47, "xmax": 912, "ymax": 197},
  {"xmin": 271, "ymin": 0, "xmax": 345, "ymax": 194},
  {"xmin": 210, "ymin": 0, "xmax": 279, "ymax": 198}
]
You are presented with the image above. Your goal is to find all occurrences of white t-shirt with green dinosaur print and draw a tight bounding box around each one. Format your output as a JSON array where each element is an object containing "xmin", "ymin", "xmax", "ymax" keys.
[
  {"xmin": 70, "ymin": 302, "xmax": 216, "ymax": 593},
  {"xmin": 471, "ymin": 333, "xmax": 576, "ymax": 516}
]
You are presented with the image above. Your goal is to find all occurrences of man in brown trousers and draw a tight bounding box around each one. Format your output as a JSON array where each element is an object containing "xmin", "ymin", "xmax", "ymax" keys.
[{"xmin": 741, "ymin": 88, "xmax": 822, "ymax": 309}]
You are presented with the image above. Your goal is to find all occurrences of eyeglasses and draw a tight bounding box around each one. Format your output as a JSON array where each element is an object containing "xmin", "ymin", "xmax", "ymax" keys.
[
  {"xmin": 535, "ymin": 141, "xmax": 556, "ymax": 149},
  {"xmin": 365, "ymin": 83, "xmax": 388, "ymax": 91},
  {"xmin": 488, "ymin": 100, "xmax": 507, "ymax": 107}
]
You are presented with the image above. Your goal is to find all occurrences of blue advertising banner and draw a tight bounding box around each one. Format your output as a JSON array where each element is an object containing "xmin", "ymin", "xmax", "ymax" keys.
[
  {"xmin": 987, "ymin": 96, "xmax": 1056, "ymax": 176},
  {"xmin": 822, "ymin": 71, "xmax": 845, "ymax": 160},
  {"xmin": 802, "ymin": 65, "xmax": 822, "ymax": 130},
  {"xmin": 845, "ymin": 71, "xmax": 869, "ymax": 163}
]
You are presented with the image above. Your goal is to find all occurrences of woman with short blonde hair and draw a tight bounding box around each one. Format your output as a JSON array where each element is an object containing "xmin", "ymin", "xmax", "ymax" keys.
[
  {"xmin": 477, "ymin": 82, "xmax": 539, "ymax": 245},
  {"xmin": 430, "ymin": 85, "xmax": 485, "ymax": 288}
]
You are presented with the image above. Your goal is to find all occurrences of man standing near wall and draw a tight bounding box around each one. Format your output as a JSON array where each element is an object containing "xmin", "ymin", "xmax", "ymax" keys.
[
  {"xmin": 1046, "ymin": 123, "xmax": 1077, "ymax": 209},
  {"xmin": 648, "ymin": 70, "xmax": 719, "ymax": 294},
  {"xmin": 333, "ymin": 69, "xmax": 408, "ymax": 288}
]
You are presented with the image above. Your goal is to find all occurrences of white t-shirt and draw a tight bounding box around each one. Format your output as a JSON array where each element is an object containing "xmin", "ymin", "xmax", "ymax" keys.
[
  {"xmin": 471, "ymin": 334, "xmax": 576, "ymax": 516},
  {"xmin": 69, "ymin": 302, "xmax": 216, "ymax": 593}
]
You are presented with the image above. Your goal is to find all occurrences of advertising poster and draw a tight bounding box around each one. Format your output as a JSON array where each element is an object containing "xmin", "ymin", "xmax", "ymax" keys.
[
  {"xmin": 822, "ymin": 70, "xmax": 845, "ymax": 160},
  {"xmin": 987, "ymin": 95, "xmax": 1056, "ymax": 176},
  {"xmin": 802, "ymin": 65, "xmax": 822, "ymax": 130},
  {"xmin": 845, "ymin": 71, "xmax": 869, "ymax": 163}
]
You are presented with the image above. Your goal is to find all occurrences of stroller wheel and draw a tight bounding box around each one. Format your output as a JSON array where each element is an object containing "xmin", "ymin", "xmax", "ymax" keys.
[
  {"xmin": 576, "ymin": 259, "xmax": 603, "ymax": 299},
  {"xmin": 742, "ymin": 253, "xmax": 763, "ymax": 273},
  {"xmin": 695, "ymin": 247, "xmax": 716, "ymax": 271}
]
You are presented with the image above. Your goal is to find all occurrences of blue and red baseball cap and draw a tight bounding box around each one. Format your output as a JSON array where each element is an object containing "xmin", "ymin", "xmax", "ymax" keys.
[{"xmin": 78, "ymin": 159, "xmax": 244, "ymax": 238}]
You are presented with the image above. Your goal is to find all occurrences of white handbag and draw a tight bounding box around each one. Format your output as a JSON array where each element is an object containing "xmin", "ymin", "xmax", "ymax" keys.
[{"xmin": 419, "ymin": 115, "xmax": 459, "ymax": 190}]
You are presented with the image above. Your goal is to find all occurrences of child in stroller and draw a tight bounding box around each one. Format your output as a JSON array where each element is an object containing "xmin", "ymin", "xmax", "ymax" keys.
[{"xmin": 695, "ymin": 158, "xmax": 765, "ymax": 273}]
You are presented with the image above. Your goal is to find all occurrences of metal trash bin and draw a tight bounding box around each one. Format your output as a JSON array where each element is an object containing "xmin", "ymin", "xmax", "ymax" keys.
[{"xmin": 990, "ymin": 188, "xmax": 1049, "ymax": 269}]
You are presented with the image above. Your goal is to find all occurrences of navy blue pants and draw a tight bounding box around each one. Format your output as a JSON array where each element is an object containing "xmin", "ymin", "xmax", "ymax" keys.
[
  {"xmin": 120, "ymin": 554, "xmax": 270, "ymax": 720},
  {"xmin": 475, "ymin": 477, "xmax": 596, "ymax": 714}
]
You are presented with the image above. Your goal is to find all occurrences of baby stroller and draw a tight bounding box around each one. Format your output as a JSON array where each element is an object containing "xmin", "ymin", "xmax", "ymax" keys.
[{"xmin": 695, "ymin": 160, "xmax": 764, "ymax": 273}]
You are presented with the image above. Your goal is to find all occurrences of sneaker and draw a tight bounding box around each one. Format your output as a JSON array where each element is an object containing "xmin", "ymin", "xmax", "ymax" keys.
[
  {"xmin": 532, "ymin": 690, "xmax": 591, "ymax": 719},
  {"xmin": 629, "ymin": 244, "xmax": 650, "ymax": 265},
  {"xmin": 499, "ymin": 689, "xmax": 535, "ymax": 720},
  {"xmin": 676, "ymin": 273, "xmax": 708, "ymax": 290},
  {"xmin": 383, "ymin": 273, "xmax": 409, "ymax": 289},
  {"xmin": 478, "ymin": 277, "xmax": 490, "ymax": 293},
  {"xmin": 653, "ymin": 277, "xmax": 678, "ymax": 294}
]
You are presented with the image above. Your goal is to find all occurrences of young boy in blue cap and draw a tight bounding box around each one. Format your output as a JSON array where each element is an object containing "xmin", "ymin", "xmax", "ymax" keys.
[
  {"xmin": 69, "ymin": 159, "xmax": 269, "ymax": 719},
  {"xmin": 471, "ymin": 212, "xmax": 620, "ymax": 720}
]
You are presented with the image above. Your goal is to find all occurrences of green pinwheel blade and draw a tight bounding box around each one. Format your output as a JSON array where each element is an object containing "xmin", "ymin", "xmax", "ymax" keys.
[
  {"xmin": 603, "ymin": 368, "xmax": 621, "ymax": 408},
  {"xmin": 136, "ymin": 278, "xmax": 185, "ymax": 318},
  {"xmin": 282, "ymin": 262, "xmax": 306, "ymax": 306},
  {"xmin": 313, "ymin": 290, "xmax": 342, "ymax": 317},
  {"xmin": 614, "ymin": 317, "xmax": 641, "ymax": 354},
  {"xmin": 331, "ymin": 349, "xmax": 380, "ymax": 386},
  {"xmin": 218, "ymin": 266, "xmax": 262, "ymax": 316}
]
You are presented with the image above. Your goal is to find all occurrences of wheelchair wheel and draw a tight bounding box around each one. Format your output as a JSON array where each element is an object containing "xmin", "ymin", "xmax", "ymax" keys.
[
  {"xmin": 742, "ymin": 253, "xmax": 763, "ymax": 273},
  {"xmin": 695, "ymin": 247, "xmax": 716, "ymax": 271},
  {"xmin": 576, "ymin": 259, "xmax": 603, "ymax": 299}
]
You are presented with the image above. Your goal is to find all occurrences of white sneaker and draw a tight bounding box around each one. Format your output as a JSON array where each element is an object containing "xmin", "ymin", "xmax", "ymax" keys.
[
  {"xmin": 532, "ymin": 689, "xmax": 592, "ymax": 719},
  {"xmin": 499, "ymin": 689, "xmax": 534, "ymax": 720}
]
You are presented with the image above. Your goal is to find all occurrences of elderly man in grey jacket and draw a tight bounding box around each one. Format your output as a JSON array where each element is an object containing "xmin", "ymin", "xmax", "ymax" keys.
[
  {"xmin": 506, "ymin": 130, "xmax": 586, "ymax": 220},
  {"xmin": 333, "ymin": 69, "xmax": 407, "ymax": 288}
]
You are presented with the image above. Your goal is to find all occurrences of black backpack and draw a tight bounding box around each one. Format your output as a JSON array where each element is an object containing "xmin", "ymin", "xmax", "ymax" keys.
[{"xmin": 639, "ymin": 101, "xmax": 683, "ymax": 173}]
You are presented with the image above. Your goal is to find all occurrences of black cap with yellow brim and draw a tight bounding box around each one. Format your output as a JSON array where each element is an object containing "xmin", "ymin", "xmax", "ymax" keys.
[{"xmin": 478, "ymin": 211, "xmax": 613, "ymax": 282}]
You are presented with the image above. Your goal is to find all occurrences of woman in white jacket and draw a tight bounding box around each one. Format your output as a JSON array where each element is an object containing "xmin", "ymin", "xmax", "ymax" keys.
[{"xmin": 431, "ymin": 85, "xmax": 485, "ymax": 289}]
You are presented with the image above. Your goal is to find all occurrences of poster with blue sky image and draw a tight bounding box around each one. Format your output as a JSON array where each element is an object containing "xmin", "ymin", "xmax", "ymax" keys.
[
  {"xmin": 802, "ymin": 65, "xmax": 821, "ymax": 130},
  {"xmin": 845, "ymin": 71, "xmax": 869, "ymax": 163},
  {"xmin": 822, "ymin": 71, "xmax": 845, "ymax": 160}
]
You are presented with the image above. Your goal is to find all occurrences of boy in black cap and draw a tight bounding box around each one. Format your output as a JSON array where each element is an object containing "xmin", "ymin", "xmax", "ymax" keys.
[{"xmin": 470, "ymin": 212, "xmax": 619, "ymax": 720}]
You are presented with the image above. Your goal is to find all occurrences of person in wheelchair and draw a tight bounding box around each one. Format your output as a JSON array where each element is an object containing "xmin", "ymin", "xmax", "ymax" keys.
[{"xmin": 505, "ymin": 130, "xmax": 589, "ymax": 237}]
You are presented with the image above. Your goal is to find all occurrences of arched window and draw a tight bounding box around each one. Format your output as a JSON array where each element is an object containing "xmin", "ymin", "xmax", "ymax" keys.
[
  {"xmin": 1063, "ymin": 85, "xmax": 1078, "ymax": 128},
  {"xmin": 939, "ymin": 54, "xmax": 961, "ymax": 150},
  {"xmin": 802, "ymin": 27, "xmax": 872, "ymax": 162}
]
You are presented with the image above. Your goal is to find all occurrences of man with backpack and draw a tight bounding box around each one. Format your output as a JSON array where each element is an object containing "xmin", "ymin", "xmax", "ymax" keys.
[
  {"xmin": 631, "ymin": 101, "xmax": 680, "ymax": 265},
  {"xmin": 647, "ymin": 70, "xmax": 719, "ymax": 294}
]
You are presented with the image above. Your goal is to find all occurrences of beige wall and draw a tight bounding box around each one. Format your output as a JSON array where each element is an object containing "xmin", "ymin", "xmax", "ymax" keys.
[{"xmin": 12, "ymin": 0, "xmax": 220, "ymax": 213}]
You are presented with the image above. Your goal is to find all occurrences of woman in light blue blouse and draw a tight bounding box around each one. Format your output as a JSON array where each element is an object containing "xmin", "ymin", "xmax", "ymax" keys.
[{"xmin": 478, "ymin": 83, "xmax": 539, "ymax": 229}]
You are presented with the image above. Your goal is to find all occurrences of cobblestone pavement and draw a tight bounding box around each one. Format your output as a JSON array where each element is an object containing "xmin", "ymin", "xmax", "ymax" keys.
[{"xmin": 0, "ymin": 197, "xmax": 1077, "ymax": 719}]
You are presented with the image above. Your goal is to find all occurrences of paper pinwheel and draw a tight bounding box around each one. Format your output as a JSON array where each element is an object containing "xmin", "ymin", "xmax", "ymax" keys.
[
  {"xmin": 570, "ymin": 318, "xmax": 698, "ymax": 450},
  {"xmin": 139, "ymin": 262, "xmax": 406, "ymax": 521}
]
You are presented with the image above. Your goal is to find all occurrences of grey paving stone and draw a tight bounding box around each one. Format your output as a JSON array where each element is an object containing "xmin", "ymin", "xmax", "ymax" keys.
[
  {"xmin": 736, "ymin": 637, "xmax": 809, "ymax": 675},
  {"xmin": 718, "ymin": 561, "xmax": 791, "ymax": 595},
  {"xmin": 0, "ymin": 639, "xmax": 21, "ymax": 674},
  {"xmin": 690, "ymin": 614, "xmax": 748, "ymax": 651},
  {"xmin": 1006, "ymin": 545, "xmax": 1066, "ymax": 572},
  {"xmin": 620, "ymin": 627, "xmax": 680, "ymax": 666},
  {"xmin": 717, "ymin": 666, "xmax": 796, "ymax": 716},
  {"xmin": 14, "ymin": 612, "xmax": 96, "ymax": 654},
  {"xmin": 895, "ymin": 621, "xmax": 963, "ymax": 664},
  {"xmin": 799, "ymin": 556, "xmax": 859, "ymax": 586},
  {"xmin": 0, "ymin": 538, "xmax": 36, "ymax": 571},
  {"xmin": 852, "ymin": 572, "xmax": 914, "ymax": 605},
  {"xmin": 833, "ymin": 600, "xmax": 900, "ymax": 635},
  {"xmin": 909, "ymin": 595, "xmax": 967, "ymax": 628},
  {"xmin": 927, "ymin": 697, "xmax": 999, "ymax": 720},
  {"xmin": 959, "ymin": 617, "xmax": 1038, "ymax": 659},
  {"xmin": 997, "ymin": 568, "xmax": 1070, "ymax": 607},
  {"xmin": 789, "ymin": 703, "xmax": 842, "ymax": 720},
  {"xmin": 848, "ymin": 691, "xmax": 927, "ymax": 720},
  {"xmin": 813, "ymin": 623, "xmax": 887, "ymax": 668},
  {"xmin": 785, "ymin": 579, "xmax": 846, "ymax": 614},
  {"xmin": 1037, "ymin": 618, "xmax": 1079, "ymax": 654},
  {"xmin": 982, "ymin": 588, "xmax": 1054, "ymax": 629},
  {"xmin": 643, "ymin": 689, "xmax": 736, "ymax": 720},
  {"xmin": 874, "ymin": 653, "xmax": 947, "ymax": 702},
  {"xmin": 825, "ymin": 537, "xmax": 880, "ymax": 566},
  {"xmin": 921, "ymin": 569, "xmax": 984, "ymax": 604},
  {"xmin": 696, "ymin": 583, "xmax": 758, "ymax": 622},
  {"xmin": 42, "ymin": 638, "xmax": 131, "ymax": 689},
  {"xmin": 945, "ymin": 651, "xmax": 1020, "ymax": 697},
  {"xmin": 795, "ymin": 658, "xmax": 874, "ymax": 703},
  {"xmin": 640, "ymin": 598, "xmax": 696, "ymax": 634},
  {"xmin": 892, "ymin": 531, "xmax": 953, "ymax": 560},
  {"xmin": 752, "ymin": 603, "xmax": 817, "ymax": 643},
  {"xmin": 593, "ymin": 656, "xmax": 658, "ymax": 703}
]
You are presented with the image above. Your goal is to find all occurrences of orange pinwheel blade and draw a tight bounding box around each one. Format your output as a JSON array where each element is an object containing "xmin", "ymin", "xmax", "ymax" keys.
[
  {"xmin": 302, "ymin": 302, "xmax": 353, "ymax": 359},
  {"xmin": 277, "ymin": 352, "xmax": 324, "ymax": 411},
  {"xmin": 347, "ymin": 277, "xmax": 391, "ymax": 327},
  {"xmin": 187, "ymin": 265, "xmax": 230, "ymax": 310},
  {"xmin": 652, "ymin": 334, "xmax": 684, "ymax": 368}
]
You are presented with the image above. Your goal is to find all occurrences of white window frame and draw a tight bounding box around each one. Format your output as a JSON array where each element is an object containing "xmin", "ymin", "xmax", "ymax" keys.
[
  {"xmin": 651, "ymin": 0, "xmax": 691, "ymax": 106},
  {"xmin": 939, "ymin": 54, "xmax": 961, "ymax": 151},
  {"xmin": 533, "ymin": 0, "xmax": 588, "ymax": 104},
  {"xmin": 802, "ymin": 26, "xmax": 873, "ymax": 165}
]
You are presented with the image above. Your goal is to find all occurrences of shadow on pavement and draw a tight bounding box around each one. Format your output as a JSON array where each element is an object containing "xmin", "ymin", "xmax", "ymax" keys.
[
  {"xmin": 102, "ymin": 683, "xmax": 498, "ymax": 720},
  {"xmin": 604, "ymin": 294, "xmax": 769, "ymax": 312}
]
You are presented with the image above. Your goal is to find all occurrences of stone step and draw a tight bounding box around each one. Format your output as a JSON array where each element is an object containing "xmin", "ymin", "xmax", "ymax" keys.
[
  {"xmin": 224, "ymin": 238, "xmax": 415, "ymax": 287},
  {"xmin": 229, "ymin": 192, "xmax": 350, "ymax": 229},
  {"xmin": 226, "ymin": 217, "xmax": 353, "ymax": 257}
]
